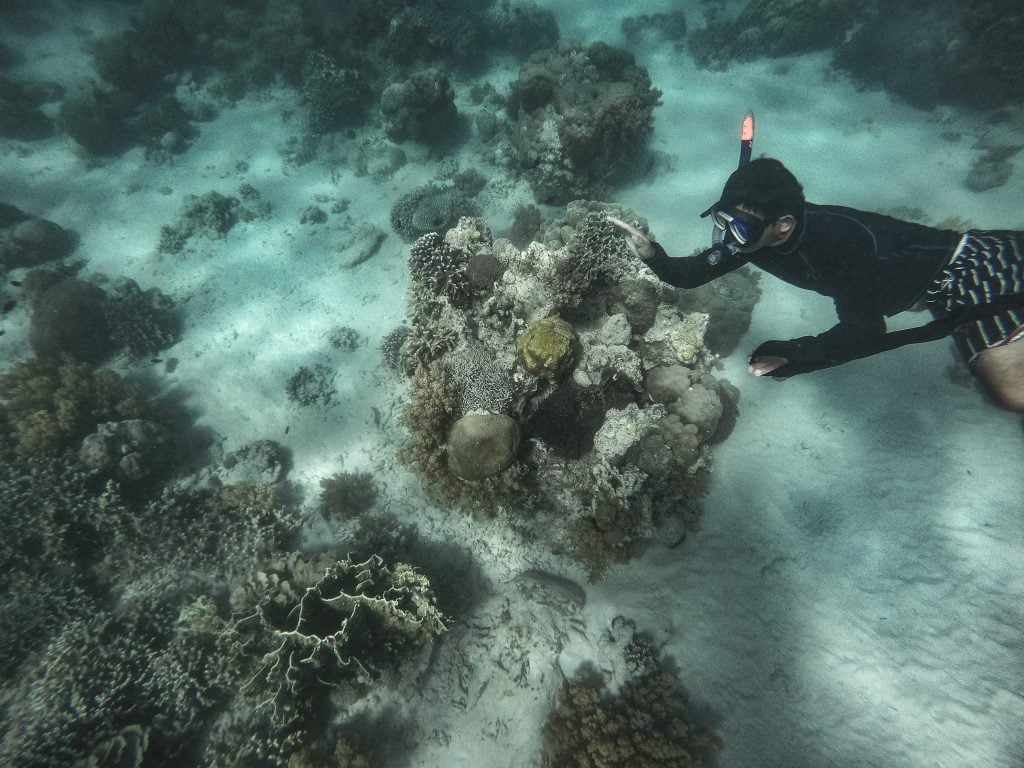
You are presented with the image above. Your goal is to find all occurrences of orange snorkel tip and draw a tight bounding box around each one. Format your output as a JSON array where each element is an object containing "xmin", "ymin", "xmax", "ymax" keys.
[
  {"xmin": 741, "ymin": 111, "xmax": 755, "ymax": 142},
  {"xmin": 738, "ymin": 110, "xmax": 755, "ymax": 167}
]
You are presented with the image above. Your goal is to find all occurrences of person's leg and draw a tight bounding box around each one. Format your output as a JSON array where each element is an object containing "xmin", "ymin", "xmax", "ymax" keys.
[{"xmin": 975, "ymin": 340, "xmax": 1024, "ymax": 412}]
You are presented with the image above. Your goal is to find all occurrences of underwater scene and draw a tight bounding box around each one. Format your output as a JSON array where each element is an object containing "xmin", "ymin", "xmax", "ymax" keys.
[{"xmin": 1, "ymin": 1, "xmax": 1022, "ymax": 766}]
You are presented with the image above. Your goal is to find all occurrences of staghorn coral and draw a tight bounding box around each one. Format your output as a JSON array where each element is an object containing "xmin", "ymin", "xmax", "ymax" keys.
[
  {"xmin": 398, "ymin": 361, "xmax": 458, "ymax": 484},
  {"xmin": 380, "ymin": 325, "xmax": 412, "ymax": 372},
  {"xmin": 445, "ymin": 341, "xmax": 515, "ymax": 415},
  {"xmin": 551, "ymin": 212, "xmax": 635, "ymax": 310},
  {"xmin": 403, "ymin": 323, "xmax": 459, "ymax": 371}
]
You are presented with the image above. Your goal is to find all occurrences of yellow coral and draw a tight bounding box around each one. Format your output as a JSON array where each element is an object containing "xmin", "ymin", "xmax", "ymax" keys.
[{"xmin": 516, "ymin": 315, "xmax": 577, "ymax": 376}]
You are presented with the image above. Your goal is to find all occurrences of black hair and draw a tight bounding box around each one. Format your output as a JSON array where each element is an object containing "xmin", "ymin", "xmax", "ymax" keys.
[{"xmin": 719, "ymin": 157, "xmax": 805, "ymax": 221}]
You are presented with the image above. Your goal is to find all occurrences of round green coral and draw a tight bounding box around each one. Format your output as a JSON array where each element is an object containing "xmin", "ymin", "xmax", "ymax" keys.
[{"xmin": 516, "ymin": 316, "xmax": 577, "ymax": 376}]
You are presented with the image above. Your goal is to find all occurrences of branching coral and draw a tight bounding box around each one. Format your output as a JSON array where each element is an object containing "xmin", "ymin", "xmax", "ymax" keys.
[
  {"xmin": 408, "ymin": 232, "xmax": 472, "ymax": 309},
  {"xmin": 0, "ymin": 356, "xmax": 149, "ymax": 457},
  {"xmin": 445, "ymin": 341, "xmax": 516, "ymax": 415},
  {"xmin": 543, "ymin": 621, "xmax": 722, "ymax": 767},
  {"xmin": 319, "ymin": 470, "xmax": 378, "ymax": 519}
]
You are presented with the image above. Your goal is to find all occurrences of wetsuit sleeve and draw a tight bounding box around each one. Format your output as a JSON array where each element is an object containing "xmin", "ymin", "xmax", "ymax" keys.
[
  {"xmin": 750, "ymin": 323, "xmax": 887, "ymax": 376},
  {"xmin": 644, "ymin": 241, "xmax": 754, "ymax": 289},
  {"xmin": 750, "ymin": 294, "xmax": 888, "ymax": 377}
]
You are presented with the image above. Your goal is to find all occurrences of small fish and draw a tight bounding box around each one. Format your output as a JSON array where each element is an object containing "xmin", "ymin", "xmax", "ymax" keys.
[
  {"xmin": 10, "ymin": 280, "xmax": 22, "ymax": 287},
  {"xmin": 2, "ymin": 299, "xmax": 14, "ymax": 313}
]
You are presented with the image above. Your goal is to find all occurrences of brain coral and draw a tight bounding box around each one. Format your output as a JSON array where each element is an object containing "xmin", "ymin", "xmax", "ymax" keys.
[
  {"xmin": 447, "ymin": 411, "xmax": 521, "ymax": 481},
  {"xmin": 516, "ymin": 315, "xmax": 577, "ymax": 376}
]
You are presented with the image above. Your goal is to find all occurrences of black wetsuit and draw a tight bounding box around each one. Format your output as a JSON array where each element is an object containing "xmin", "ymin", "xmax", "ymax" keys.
[{"xmin": 646, "ymin": 203, "xmax": 964, "ymax": 376}]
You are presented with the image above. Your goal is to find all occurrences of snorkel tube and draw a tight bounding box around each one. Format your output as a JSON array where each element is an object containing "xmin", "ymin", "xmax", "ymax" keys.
[{"xmin": 701, "ymin": 110, "xmax": 755, "ymax": 265}]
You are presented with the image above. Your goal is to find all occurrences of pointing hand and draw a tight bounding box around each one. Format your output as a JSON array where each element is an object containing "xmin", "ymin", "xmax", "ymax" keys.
[{"xmin": 606, "ymin": 216, "xmax": 655, "ymax": 261}]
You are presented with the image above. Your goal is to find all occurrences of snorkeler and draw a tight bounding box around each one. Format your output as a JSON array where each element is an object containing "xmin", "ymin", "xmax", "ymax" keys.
[{"xmin": 608, "ymin": 157, "xmax": 1024, "ymax": 413}]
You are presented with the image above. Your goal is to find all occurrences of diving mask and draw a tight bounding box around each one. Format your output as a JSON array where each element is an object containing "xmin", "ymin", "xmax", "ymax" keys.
[{"xmin": 702, "ymin": 204, "xmax": 771, "ymax": 248}]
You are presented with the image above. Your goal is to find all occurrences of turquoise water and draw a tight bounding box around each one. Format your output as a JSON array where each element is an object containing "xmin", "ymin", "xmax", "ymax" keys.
[{"xmin": 1, "ymin": 2, "xmax": 1022, "ymax": 767}]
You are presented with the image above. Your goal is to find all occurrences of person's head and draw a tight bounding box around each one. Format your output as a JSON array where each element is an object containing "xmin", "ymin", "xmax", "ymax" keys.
[{"xmin": 707, "ymin": 157, "xmax": 805, "ymax": 251}]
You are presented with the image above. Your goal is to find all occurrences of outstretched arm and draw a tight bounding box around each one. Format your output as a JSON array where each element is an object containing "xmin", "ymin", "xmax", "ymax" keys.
[
  {"xmin": 606, "ymin": 215, "xmax": 752, "ymax": 289},
  {"xmin": 606, "ymin": 216, "xmax": 654, "ymax": 260}
]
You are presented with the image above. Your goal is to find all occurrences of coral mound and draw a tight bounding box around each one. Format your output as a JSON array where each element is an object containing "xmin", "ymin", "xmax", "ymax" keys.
[{"xmin": 397, "ymin": 208, "xmax": 741, "ymax": 575}]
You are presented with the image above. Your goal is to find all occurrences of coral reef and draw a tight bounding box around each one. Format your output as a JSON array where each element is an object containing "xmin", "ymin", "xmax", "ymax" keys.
[
  {"xmin": 319, "ymin": 470, "xmax": 379, "ymax": 519},
  {"xmin": 446, "ymin": 411, "xmax": 521, "ymax": 480},
  {"xmin": 506, "ymin": 40, "xmax": 662, "ymax": 203},
  {"xmin": 24, "ymin": 274, "xmax": 116, "ymax": 364},
  {"xmin": 301, "ymin": 49, "xmax": 372, "ymax": 132},
  {"xmin": 104, "ymin": 277, "xmax": 181, "ymax": 358},
  {"xmin": 0, "ymin": 357, "xmax": 149, "ymax": 458},
  {"xmin": 380, "ymin": 68, "xmax": 460, "ymax": 146},
  {"xmin": 0, "ymin": 587, "xmax": 227, "ymax": 768},
  {"xmin": 57, "ymin": 85, "xmax": 136, "ymax": 156},
  {"xmin": 0, "ymin": 412, "xmax": 301, "ymax": 767},
  {"xmin": 397, "ymin": 211, "xmax": 737, "ymax": 566},
  {"xmin": 286, "ymin": 364, "xmax": 338, "ymax": 407},
  {"xmin": 78, "ymin": 418, "xmax": 171, "ymax": 482},
  {"xmin": 543, "ymin": 618, "xmax": 722, "ymax": 767},
  {"xmin": 689, "ymin": 0, "xmax": 860, "ymax": 69},
  {"xmin": 0, "ymin": 76, "xmax": 59, "ymax": 140},
  {"xmin": 158, "ymin": 191, "xmax": 249, "ymax": 254},
  {"xmin": 486, "ymin": 1, "xmax": 560, "ymax": 56},
  {"xmin": 834, "ymin": 0, "xmax": 1024, "ymax": 111},
  {"xmin": 0, "ymin": 205, "xmax": 76, "ymax": 271},
  {"xmin": 621, "ymin": 10, "xmax": 689, "ymax": 51},
  {"xmin": 390, "ymin": 183, "xmax": 480, "ymax": 242}
]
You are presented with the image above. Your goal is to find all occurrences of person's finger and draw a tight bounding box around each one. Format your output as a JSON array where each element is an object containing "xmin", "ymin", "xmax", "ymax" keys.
[
  {"xmin": 605, "ymin": 215, "xmax": 643, "ymax": 239},
  {"xmin": 747, "ymin": 355, "xmax": 788, "ymax": 376}
]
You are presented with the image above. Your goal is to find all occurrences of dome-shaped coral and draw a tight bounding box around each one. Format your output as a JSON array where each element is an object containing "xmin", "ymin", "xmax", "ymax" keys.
[{"xmin": 446, "ymin": 411, "xmax": 520, "ymax": 481}]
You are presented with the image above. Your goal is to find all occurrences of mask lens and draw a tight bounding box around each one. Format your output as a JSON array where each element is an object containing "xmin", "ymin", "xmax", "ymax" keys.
[{"xmin": 712, "ymin": 208, "xmax": 764, "ymax": 245}]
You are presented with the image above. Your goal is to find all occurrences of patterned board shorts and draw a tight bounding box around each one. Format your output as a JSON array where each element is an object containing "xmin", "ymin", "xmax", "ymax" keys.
[{"xmin": 924, "ymin": 230, "xmax": 1024, "ymax": 364}]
